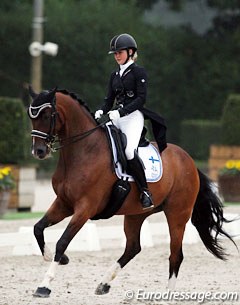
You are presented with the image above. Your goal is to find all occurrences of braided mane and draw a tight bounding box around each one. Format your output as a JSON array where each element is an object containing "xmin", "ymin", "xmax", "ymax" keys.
[{"xmin": 57, "ymin": 89, "xmax": 93, "ymax": 115}]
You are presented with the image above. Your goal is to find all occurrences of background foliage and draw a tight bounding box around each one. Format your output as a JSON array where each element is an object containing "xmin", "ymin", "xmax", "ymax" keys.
[
  {"xmin": 180, "ymin": 119, "xmax": 221, "ymax": 160},
  {"xmin": 0, "ymin": 0, "xmax": 240, "ymax": 163},
  {"xmin": 221, "ymin": 94, "xmax": 240, "ymax": 145},
  {"xmin": 0, "ymin": 97, "xmax": 29, "ymax": 163}
]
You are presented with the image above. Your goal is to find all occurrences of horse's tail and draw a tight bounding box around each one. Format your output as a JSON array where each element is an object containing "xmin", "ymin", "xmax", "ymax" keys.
[{"xmin": 191, "ymin": 169, "xmax": 236, "ymax": 260}]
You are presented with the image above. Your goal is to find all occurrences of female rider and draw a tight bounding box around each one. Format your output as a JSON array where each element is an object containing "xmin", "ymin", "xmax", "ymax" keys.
[{"xmin": 95, "ymin": 33, "xmax": 157, "ymax": 210}]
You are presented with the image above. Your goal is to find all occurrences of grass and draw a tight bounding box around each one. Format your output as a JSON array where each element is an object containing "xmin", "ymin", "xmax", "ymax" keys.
[{"xmin": 1, "ymin": 211, "xmax": 44, "ymax": 220}]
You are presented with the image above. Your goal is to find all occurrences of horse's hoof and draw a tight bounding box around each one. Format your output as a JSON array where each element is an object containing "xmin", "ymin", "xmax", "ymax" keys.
[
  {"xmin": 33, "ymin": 287, "xmax": 51, "ymax": 298},
  {"xmin": 59, "ymin": 254, "xmax": 69, "ymax": 265},
  {"xmin": 95, "ymin": 283, "xmax": 111, "ymax": 295}
]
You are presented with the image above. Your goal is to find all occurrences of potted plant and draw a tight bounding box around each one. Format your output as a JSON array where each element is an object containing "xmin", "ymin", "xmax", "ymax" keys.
[
  {"xmin": 218, "ymin": 160, "xmax": 240, "ymax": 202},
  {"xmin": 0, "ymin": 166, "xmax": 15, "ymax": 217}
]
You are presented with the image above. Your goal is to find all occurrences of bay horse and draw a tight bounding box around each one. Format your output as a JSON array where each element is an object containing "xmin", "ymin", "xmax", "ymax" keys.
[{"xmin": 28, "ymin": 87, "xmax": 234, "ymax": 298}]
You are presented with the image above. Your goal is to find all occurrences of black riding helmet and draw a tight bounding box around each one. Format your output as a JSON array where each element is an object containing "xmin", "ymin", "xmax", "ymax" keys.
[{"xmin": 108, "ymin": 33, "xmax": 137, "ymax": 54}]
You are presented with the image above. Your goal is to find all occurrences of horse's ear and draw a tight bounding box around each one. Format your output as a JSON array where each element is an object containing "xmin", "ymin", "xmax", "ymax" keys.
[
  {"xmin": 51, "ymin": 86, "xmax": 58, "ymax": 94},
  {"xmin": 29, "ymin": 85, "xmax": 38, "ymax": 99},
  {"xmin": 48, "ymin": 86, "xmax": 58, "ymax": 99}
]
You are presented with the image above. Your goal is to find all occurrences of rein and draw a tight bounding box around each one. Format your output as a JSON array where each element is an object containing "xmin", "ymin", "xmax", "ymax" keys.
[{"xmin": 50, "ymin": 119, "xmax": 108, "ymax": 151}]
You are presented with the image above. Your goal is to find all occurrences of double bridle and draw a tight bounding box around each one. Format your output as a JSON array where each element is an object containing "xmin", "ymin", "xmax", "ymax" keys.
[
  {"xmin": 29, "ymin": 96, "xmax": 57, "ymax": 143},
  {"xmin": 28, "ymin": 95, "xmax": 108, "ymax": 152}
]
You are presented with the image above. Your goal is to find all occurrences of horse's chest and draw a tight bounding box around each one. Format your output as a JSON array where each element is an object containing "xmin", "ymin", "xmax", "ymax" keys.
[{"xmin": 53, "ymin": 177, "xmax": 86, "ymax": 202}]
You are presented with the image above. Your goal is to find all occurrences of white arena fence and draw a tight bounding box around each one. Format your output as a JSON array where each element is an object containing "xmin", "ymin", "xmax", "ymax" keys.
[{"xmin": 0, "ymin": 214, "xmax": 239, "ymax": 257}]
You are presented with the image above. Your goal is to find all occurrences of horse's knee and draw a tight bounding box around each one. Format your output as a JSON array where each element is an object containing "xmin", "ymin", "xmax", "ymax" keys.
[
  {"xmin": 34, "ymin": 216, "xmax": 49, "ymax": 238},
  {"xmin": 33, "ymin": 222, "xmax": 42, "ymax": 238},
  {"xmin": 33, "ymin": 222, "xmax": 45, "ymax": 254}
]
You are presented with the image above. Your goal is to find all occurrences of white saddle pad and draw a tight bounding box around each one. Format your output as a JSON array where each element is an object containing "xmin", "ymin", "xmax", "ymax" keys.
[{"xmin": 106, "ymin": 123, "xmax": 163, "ymax": 183}]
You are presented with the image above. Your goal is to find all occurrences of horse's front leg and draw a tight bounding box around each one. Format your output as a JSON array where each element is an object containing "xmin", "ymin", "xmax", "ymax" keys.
[
  {"xmin": 33, "ymin": 209, "xmax": 89, "ymax": 298},
  {"xmin": 95, "ymin": 213, "xmax": 148, "ymax": 295},
  {"xmin": 34, "ymin": 197, "xmax": 72, "ymax": 263}
]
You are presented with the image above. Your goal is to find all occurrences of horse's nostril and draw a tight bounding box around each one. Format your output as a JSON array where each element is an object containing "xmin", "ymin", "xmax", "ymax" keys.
[{"xmin": 36, "ymin": 148, "xmax": 45, "ymax": 158}]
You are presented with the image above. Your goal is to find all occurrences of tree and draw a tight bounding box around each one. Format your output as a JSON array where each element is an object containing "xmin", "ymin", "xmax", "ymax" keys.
[
  {"xmin": 42, "ymin": 0, "xmax": 148, "ymax": 108},
  {"xmin": 0, "ymin": 2, "xmax": 31, "ymax": 98},
  {"xmin": 207, "ymin": 0, "xmax": 240, "ymax": 10},
  {"xmin": 0, "ymin": 0, "xmax": 240, "ymax": 145}
]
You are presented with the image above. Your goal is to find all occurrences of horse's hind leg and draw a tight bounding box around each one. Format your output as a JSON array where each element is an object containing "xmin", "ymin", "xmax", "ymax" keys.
[
  {"xmin": 164, "ymin": 206, "xmax": 192, "ymax": 290},
  {"xmin": 95, "ymin": 213, "xmax": 149, "ymax": 295},
  {"xmin": 34, "ymin": 197, "xmax": 72, "ymax": 263}
]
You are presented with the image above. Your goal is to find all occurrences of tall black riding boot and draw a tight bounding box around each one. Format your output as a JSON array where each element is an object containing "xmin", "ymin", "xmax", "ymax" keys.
[{"xmin": 127, "ymin": 156, "xmax": 154, "ymax": 210}]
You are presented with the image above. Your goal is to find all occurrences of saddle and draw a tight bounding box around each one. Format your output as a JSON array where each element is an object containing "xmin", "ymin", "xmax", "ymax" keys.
[
  {"xmin": 107, "ymin": 124, "xmax": 149, "ymax": 173},
  {"xmin": 91, "ymin": 125, "xmax": 145, "ymax": 221}
]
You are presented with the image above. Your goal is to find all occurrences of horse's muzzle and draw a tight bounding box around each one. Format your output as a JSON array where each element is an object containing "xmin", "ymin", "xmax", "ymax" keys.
[{"xmin": 32, "ymin": 139, "xmax": 51, "ymax": 160}]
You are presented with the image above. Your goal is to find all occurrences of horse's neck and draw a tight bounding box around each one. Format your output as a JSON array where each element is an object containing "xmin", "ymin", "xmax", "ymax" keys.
[{"xmin": 57, "ymin": 101, "xmax": 107, "ymax": 167}]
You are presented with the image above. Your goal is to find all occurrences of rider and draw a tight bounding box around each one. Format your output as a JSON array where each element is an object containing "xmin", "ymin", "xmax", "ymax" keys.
[{"xmin": 95, "ymin": 33, "xmax": 159, "ymax": 210}]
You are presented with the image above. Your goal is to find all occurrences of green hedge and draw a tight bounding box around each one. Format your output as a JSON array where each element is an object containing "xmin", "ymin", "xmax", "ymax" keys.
[
  {"xmin": 221, "ymin": 94, "xmax": 240, "ymax": 145},
  {"xmin": 0, "ymin": 97, "xmax": 30, "ymax": 164},
  {"xmin": 0, "ymin": 97, "xmax": 59, "ymax": 175},
  {"xmin": 180, "ymin": 119, "xmax": 222, "ymax": 160}
]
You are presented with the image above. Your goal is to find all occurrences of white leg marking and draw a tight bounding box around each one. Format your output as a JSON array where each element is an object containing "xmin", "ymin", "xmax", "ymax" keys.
[
  {"xmin": 101, "ymin": 262, "xmax": 121, "ymax": 285},
  {"xmin": 43, "ymin": 245, "xmax": 53, "ymax": 262},
  {"xmin": 39, "ymin": 261, "xmax": 58, "ymax": 289},
  {"xmin": 168, "ymin": 274, "xmax": 177, "ymax": 291}
]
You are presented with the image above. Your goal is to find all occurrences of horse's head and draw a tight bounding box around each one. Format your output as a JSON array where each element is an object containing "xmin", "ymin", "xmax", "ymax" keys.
[{"xmin": 28, "ymin": 86, "xmax": 59, "ymax": 159}]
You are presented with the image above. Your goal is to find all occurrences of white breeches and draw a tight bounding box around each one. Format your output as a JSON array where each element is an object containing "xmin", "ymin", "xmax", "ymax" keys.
[{"xmin": 111, "ymin": 110, "xmax": 144, "ymax": 160}]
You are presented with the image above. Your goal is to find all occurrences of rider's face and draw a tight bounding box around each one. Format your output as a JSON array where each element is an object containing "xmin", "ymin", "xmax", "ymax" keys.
[{"xmin": 114, "ymin": 49, "xmax": 132, "ymax": 65}]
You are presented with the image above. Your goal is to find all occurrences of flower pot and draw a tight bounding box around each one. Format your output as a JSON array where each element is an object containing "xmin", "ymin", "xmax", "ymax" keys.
[
  {"xmin": 0, "ymin": 191, "xmax": 10, "ymax": 217},
  {"xmin": 208, "ymin": 145, "xmax": 240, "ymax": 181},
  {"xmin": 218, "ymin": 175, "xmax": 240, "ymax": 202}
]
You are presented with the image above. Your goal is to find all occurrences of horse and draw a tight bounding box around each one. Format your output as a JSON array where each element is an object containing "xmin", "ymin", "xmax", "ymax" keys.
[{"xmin": 28, "ymin": 87, "xmax": 235, "ymax": 298}]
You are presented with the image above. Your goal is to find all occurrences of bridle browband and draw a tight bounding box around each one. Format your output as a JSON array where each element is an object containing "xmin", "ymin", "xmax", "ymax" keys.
[{"xmin": 29, "ymin": 93, "xmax": 108, "ymax": 152}]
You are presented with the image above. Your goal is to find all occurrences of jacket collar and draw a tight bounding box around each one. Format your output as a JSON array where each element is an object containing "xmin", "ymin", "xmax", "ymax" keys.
[{"xmin": 118, "ymin": 62, "xmax": 135, "ymax": 78}]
